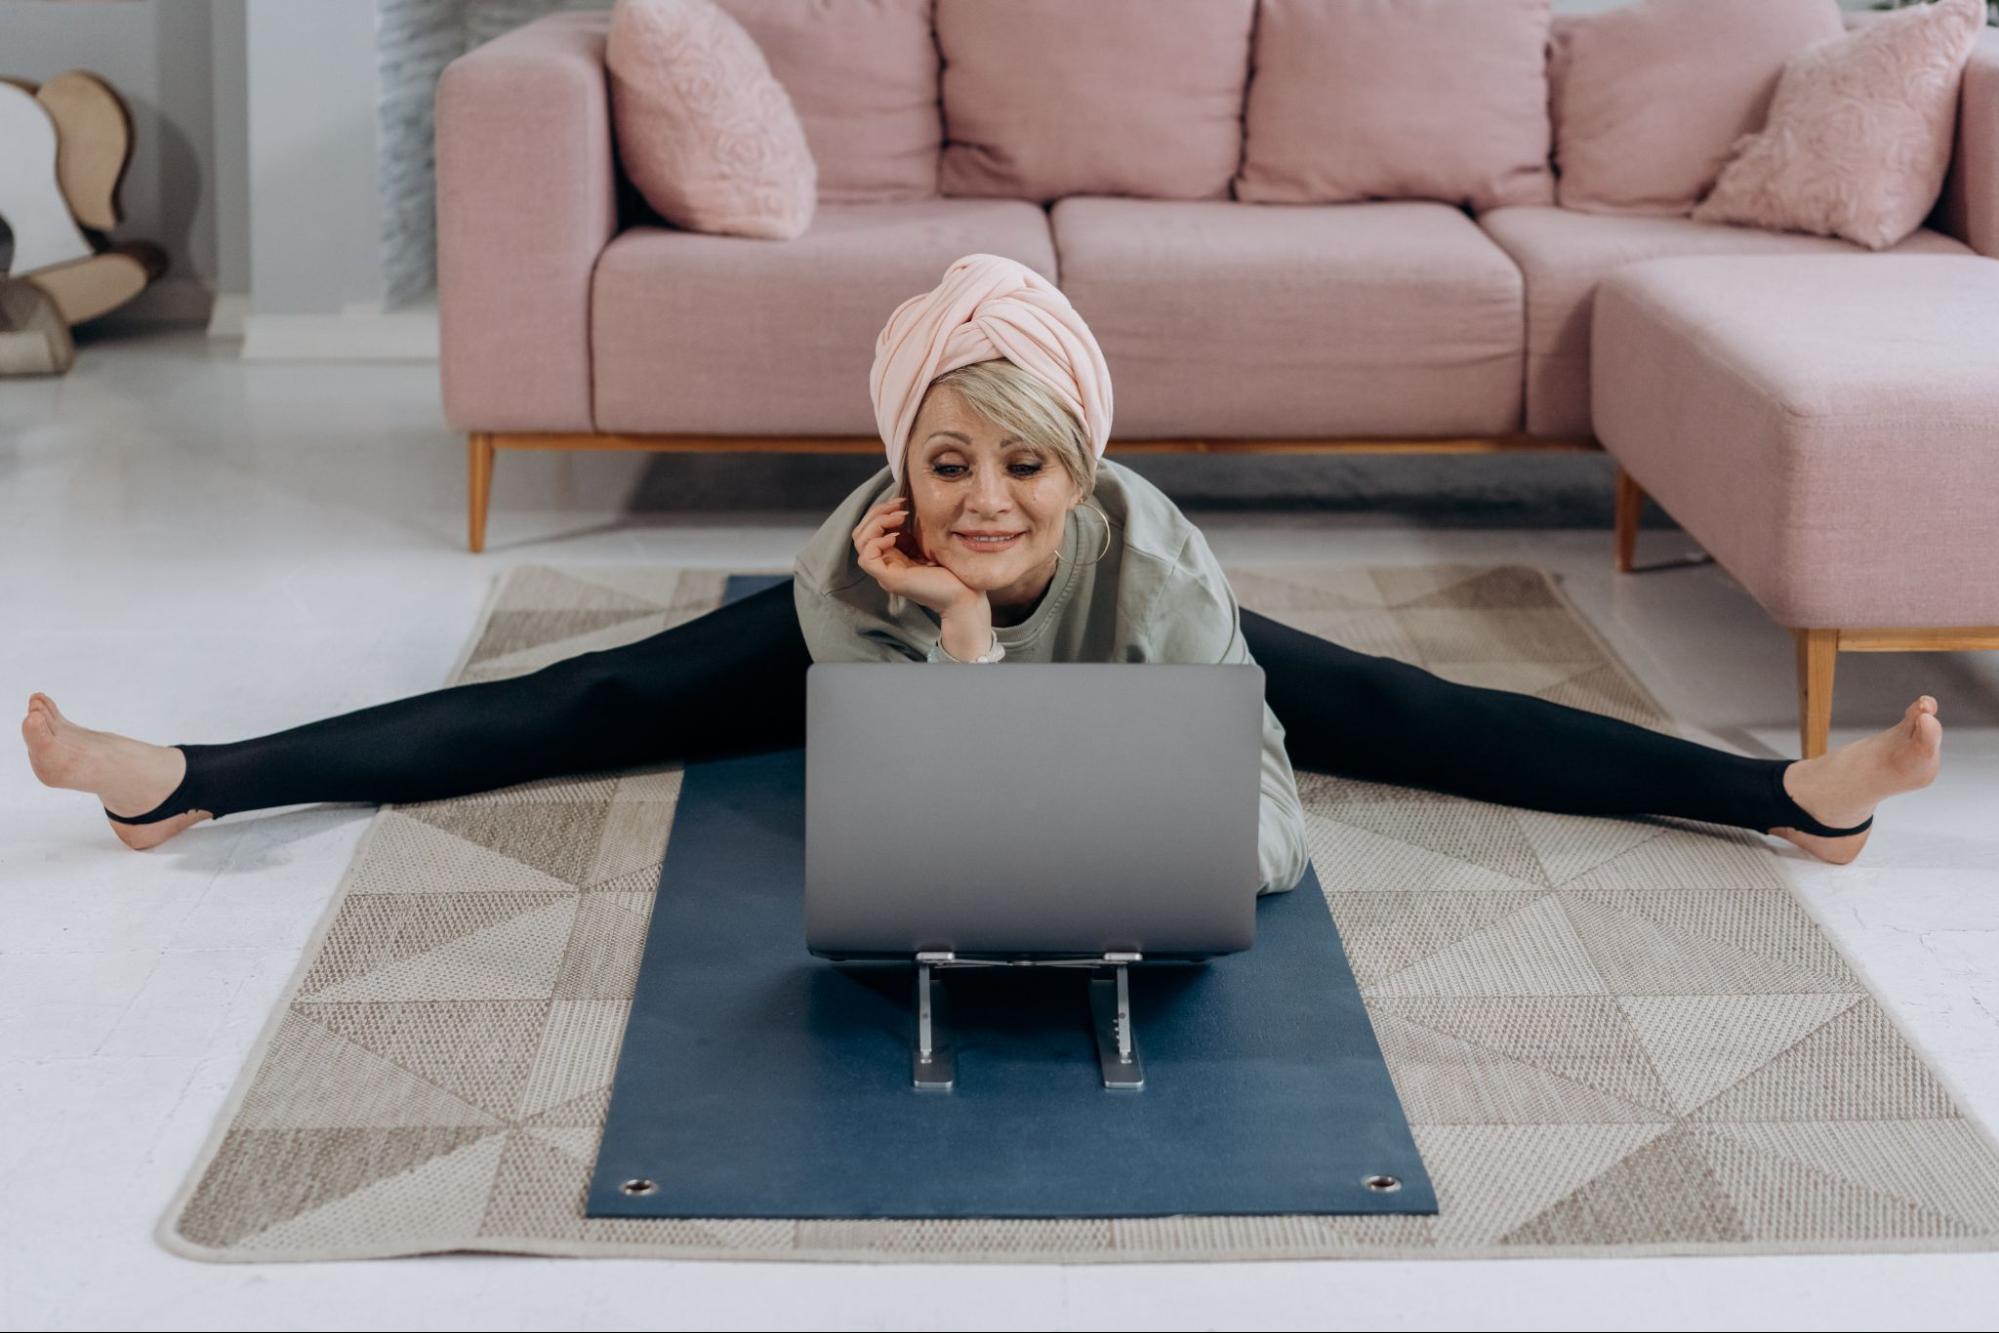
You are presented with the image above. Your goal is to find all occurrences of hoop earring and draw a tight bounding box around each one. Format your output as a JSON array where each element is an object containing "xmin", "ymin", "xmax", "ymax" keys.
[{"xmin": 1053, "ymin": 499, "xmax": 1114, "ymax": 565}]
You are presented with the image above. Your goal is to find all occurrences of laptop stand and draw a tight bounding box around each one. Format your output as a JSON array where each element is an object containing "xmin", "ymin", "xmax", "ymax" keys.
[{"xmin": 912, "ymin": 950, "xmax": 1145, "ymax": 1092}]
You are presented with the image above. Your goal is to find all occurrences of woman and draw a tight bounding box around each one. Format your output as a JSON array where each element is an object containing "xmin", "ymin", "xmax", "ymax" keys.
[{"xmin": 24, "ymin": 254, "xmax": 1941, "ymax": 891}]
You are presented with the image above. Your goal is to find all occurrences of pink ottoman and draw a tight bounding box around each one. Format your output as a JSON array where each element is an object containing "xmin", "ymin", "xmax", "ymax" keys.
[{"xmin": 1592, "ymin": 254, "xmax": 1999, "ymax": 758}]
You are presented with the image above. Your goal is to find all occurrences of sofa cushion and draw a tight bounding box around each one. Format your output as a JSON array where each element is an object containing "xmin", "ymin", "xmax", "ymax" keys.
[
  {"xmin": 1692, "ymin": 0, "xmax": 1986, "ymax": 252},
  {"xmin": 936, "ymin": 0, "xmax": 1255, "ymax": 204},
  {"xmin": 1049, "ymin": 198, "xmax": 1523, "ymax": 439},
  {"xmin": 1549, "ymin": 0, "xmax": 1846, "ymax": 218},
  {"xmin": 718, "ymin": 0, "xmax": 940, "ymax": 202},
  {"xmin": 605, "ymin": 0, "xmax": 816, "ymax": 240},
  {"xmin": 1478, "ymin": 206, "xmax": 1971, "ymax": 439},
  {"xmin": 1593, "ymin": 254, "xmax": 1999, "ymax": 627},
  {"xmin": 591, "ymin": 199, "xmax": 1057, "ymax": 435},
  {"xmin": 1235, "ymin": 0, "xmax": 1554, "ymax": 211}
]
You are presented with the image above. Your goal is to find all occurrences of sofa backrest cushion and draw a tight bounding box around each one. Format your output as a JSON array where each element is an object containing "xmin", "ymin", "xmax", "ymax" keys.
[
  {"xmin": 935, "ymin": 0, "xmax": 1255, "ymax": 204},
  {"xmin": 718, "ymin": 0, "xmax": 941, "ymax": 202},
  {"xmin": 1234, "ymin": 0, "xmax": 1554, "ymax": 212},
  {"xmin": 606, "ymin": 0, "xmax": 817, "ymax": 239},
  {"xmin": 1692, "ymin": 0, "xmax": 1987, "ymax": 251},
  {"xmin": 1550, "ymin": 0, "xmax": 1847, "ymax": 217}
]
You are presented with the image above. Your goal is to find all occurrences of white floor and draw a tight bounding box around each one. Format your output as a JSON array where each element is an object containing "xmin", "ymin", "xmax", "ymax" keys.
[{"xmin": 4, "ymin": 329, "xmax": 1999, "ymax": 1331}]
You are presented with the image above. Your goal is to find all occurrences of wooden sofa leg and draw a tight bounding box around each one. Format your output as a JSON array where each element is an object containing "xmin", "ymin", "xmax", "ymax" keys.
[
  {"xmin": 1613, "ymin": 467, "xmax": 1643, "ymax": 573},
  {"xmin": 468, "ymin": 432, "xmax": 495, "ymax": 553},
  {"xmin": 1793, "ymin": 628, "xmax": 1838, "ymax": 759}
]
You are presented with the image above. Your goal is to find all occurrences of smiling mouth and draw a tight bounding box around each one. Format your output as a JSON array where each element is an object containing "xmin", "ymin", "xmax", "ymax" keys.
[{"xmin": 956, "ymin": 531, "xmax": 1024, "ymax": 549}]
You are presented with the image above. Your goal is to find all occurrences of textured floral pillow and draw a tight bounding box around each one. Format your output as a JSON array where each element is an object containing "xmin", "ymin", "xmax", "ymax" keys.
[
  {"xmin": 1693, "ymin": 0, "xmax": 1986, "ymax": 250},
  {"xmin": 1549, "ymin": 0, "xmax": 1846, "ymax": 218},
  {"xmin": 605, "ymin": 0, "xmax": 817, "ymax": 240}
]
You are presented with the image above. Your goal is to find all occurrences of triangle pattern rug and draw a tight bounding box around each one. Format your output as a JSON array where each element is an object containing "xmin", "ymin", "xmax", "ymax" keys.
[{"xmin": 159, "ymin": 563, "xmax": 1999, "ymax": 1262}]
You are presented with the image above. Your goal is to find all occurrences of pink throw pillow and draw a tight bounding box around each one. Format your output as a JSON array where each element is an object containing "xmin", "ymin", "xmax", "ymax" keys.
[
  {"xmin": 1551, "ymin": 0, "xmax": 1846, "ymax": 217},
  {"xmin": 936, "ymin": 0, "xmax": 1256, "ymax": 203},
  {"xmin": 1693, "ymin": 0, "xmax": 1987, "ymax": 251},
  {"xmin": 716, "ymin": 0, "xmax": 940, "ymax": 202},
  {"xmin": 605, "ymin": 0, "xmax": 817, "ymax": 240},
  {"xmin": 1235, "ymin": 0, "xmax": 1554, "ymax": 212}
]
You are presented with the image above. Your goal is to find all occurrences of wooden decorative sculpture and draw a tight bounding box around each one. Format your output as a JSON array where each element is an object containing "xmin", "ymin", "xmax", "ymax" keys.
[
  {"xmin": 0, "ymin": 277, "xmax": 74, "ymax": 376},
  {"xmin": 0, "ymin": 68, "xmax": 166, "ymax": 366},
  {"xmin": 0, "ymin": 80, "xmax": 95, "ymax": 274}
]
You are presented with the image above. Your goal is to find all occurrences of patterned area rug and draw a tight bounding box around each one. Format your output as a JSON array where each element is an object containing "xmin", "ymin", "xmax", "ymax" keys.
[{"xmin": 158, "ymin": 563, "xmax": 1999, "ymax": 1263}]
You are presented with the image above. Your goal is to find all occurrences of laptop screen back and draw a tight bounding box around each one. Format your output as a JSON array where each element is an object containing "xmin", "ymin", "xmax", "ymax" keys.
[{"xmin": 804, "ymin": 662, "xmax": 1264, "ymax": 960}]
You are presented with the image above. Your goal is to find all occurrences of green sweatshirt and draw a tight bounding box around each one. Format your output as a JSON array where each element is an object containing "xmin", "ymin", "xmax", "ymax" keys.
[{"xmin": 789, "ymin": 456, "xmax": 1310, "ymax": 898}]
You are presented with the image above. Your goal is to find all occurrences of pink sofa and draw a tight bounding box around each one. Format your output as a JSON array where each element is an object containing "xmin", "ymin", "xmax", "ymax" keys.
[
  {"xmin": 1592, "ymin": 250, "xmax": 1999, "ymax": 758},
  {"xmin": 434, "ymin": 3, "xmax": 1999, "ymax": 747},
  {"xmin": 436, "ymin": 4, "xmax": 1994, "ymax": 465}
]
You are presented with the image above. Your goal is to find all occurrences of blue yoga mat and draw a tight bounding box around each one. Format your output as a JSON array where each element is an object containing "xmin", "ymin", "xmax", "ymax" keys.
[{"xmin": 586, "ymin": 574, "xmax": 1435, "ymax": 1220}]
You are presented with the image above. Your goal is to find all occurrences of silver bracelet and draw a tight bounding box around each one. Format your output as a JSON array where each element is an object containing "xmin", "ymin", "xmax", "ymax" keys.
[{"xmin": 939, "ymin": 628, "xmax": 1005, "ymax": 664}]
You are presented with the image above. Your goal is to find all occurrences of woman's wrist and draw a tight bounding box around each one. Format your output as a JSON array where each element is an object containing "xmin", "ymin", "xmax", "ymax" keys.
[{"xmin": 937, "ymin": 598, "xmax": 994, "ymax": 662}]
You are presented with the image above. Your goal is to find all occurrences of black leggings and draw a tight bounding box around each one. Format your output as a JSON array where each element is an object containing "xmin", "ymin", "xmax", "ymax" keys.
[{"xmin": 108, "ymin": 576, "xmax": 1860, "ymax": 838}]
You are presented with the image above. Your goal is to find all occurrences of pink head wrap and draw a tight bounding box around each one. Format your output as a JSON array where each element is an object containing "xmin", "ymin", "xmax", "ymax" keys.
[{"xmin": 869, "ymin": 253, "xmax": 1114, "ymax": 486}]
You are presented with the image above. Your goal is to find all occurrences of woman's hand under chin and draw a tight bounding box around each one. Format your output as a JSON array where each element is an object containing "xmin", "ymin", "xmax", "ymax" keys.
[{"xmin": 852, "ymin": 495, "xmax": 986, "ymax": 618}]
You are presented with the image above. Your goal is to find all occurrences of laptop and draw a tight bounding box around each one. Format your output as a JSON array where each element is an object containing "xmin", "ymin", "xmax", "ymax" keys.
[{"xmin": 803, "ymin": 662, "xmax": 1265, "ymax": 961}]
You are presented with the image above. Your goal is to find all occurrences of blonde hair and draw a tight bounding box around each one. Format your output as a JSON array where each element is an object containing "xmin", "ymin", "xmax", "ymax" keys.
[{"xmin": 901, "ymin": 359, "xmax": 1099, "ymax": 499}]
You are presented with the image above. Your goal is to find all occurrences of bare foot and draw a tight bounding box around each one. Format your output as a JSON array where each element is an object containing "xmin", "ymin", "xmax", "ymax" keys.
[
  {"xmin": 20, "ymin": 692, "xmax": 213, "ymax": 850},
  {"xmin": 1770, "ymin": 694, "xmax": 1941, "ymax": 865}
]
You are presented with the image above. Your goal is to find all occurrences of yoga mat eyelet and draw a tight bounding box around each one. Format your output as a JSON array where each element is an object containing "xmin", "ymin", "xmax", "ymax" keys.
[
  {"xmin": 621, "ymin": 1178, "xmax": 658, "ymax": 1197},
  {"xmin": 1363, "ymin": 1175, "xmax": 1403, "ymax": 1194}
]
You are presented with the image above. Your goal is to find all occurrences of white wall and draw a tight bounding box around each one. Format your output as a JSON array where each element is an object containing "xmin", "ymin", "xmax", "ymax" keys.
[
  {"xmin": 243, "ymin": 0, "xmax": 384, "ymax": 317},
  {"xmin": 209, "ymin": 0, "xmax": 249, "ymax": 314}
]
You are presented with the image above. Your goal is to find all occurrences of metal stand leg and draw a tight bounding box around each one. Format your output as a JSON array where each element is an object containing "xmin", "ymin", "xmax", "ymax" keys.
[
  {"xmin": 1088, "ymin": 958, "xmax": 1145, "ymax": 1091},
  {"xmin": 909, "ymin": 950, "xmax": 1143, "ymax": 1092},
  {"xmin": 912, "ymin": 956, "xmax": 954, "ymax": 1091}
]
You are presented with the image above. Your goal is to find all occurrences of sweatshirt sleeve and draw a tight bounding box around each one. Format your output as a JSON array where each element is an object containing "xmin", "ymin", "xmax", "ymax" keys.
[
  {"xmin": 789, "ymin": 465, "xmax": 932, "ymax": 665},
  {"xmin": 790, "ymin": 563, "xmax": 928, "ymax": 665},
  {"xmin": 1140, "ymin": 536, "xmax": 1312, "ymax": 899}
]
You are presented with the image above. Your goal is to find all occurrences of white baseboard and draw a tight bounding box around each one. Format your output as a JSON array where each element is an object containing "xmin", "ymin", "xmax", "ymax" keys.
[
  {"xmin": 63, "ymin": 282, "xmax": 442, "ymax": 359},
  {"xmin": 239, "ymin": 298, "xmax": 439, "ymax": 361},
  {"xmin": 207, "ymin": 293, "xmax": 250, "ymax": 340}
]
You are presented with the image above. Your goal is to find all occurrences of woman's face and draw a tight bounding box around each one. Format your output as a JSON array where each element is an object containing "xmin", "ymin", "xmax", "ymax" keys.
[{"xmin": 903, "ymin": 386, "xmax": 1082, "ymax": 611}]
